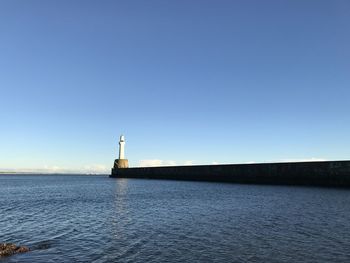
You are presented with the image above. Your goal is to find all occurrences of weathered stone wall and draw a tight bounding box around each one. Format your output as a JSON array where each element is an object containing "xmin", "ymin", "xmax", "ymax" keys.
[
  {"xmin": 111, "ymin": 161, "xmax": 350, "ymax": 187},
  {"xmin": 113, "ymin": 159, "xmax": 129, "ymax": 169}
]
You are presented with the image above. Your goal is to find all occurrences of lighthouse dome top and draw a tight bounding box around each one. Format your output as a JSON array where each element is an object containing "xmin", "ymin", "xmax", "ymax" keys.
[{"xmin": 120, "ymin": 135, "xmax": 125, "ymax": 142}]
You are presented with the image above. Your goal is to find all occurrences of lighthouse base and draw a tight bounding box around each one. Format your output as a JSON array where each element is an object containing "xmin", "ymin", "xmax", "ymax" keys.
[{"xmin": 114, "ymin": 159, "xmax": 129, "ymax": 169}]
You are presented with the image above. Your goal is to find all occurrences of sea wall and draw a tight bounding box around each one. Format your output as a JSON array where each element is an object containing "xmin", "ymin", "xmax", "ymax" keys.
[{"xmin": 111, "ymin": 161, "xmax": 350, "ymax": 187}]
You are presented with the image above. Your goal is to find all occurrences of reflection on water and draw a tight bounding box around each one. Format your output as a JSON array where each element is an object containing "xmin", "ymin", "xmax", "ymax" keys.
[
  {"xmin": 112, "ymin": 178, "xmax": 130, "ymax": 243},
  {"xmin": 1, "ymin": 174, "xmax": 350, "ymax": 262},
  {"xmin": 114, "ymin": 178, "xmax": 129, "ymax": 216}
]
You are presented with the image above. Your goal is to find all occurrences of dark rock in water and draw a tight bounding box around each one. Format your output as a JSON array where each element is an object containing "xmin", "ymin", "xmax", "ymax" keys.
[{"xmin": 0, "ymin": 243, "xmax": 30, "ymax": 257}]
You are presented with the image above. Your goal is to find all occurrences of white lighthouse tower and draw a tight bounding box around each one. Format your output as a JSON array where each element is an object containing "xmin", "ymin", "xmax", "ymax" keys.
[
  {"xmin": 113, "ymin": 135, "xmax": 129, "ymax": 169},
  {"xmin": 119, "ymin": 135, "xmax": 125, "ymax": 159}
]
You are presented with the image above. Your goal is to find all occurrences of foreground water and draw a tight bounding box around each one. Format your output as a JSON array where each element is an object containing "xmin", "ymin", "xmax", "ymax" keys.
[{"xmin": 1, "ymin": 175, "xmax": 350, "ymax": 262}]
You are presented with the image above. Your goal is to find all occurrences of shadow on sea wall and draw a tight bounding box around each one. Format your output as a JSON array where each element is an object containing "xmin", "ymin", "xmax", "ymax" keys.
[{"xmin": 111, "ymin": 161, "xmax": 350, "ymax": 187}]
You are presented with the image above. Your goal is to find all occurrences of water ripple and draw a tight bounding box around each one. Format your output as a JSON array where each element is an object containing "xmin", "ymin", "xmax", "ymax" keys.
[{"xmin": 1, "ymin": 175, "xmax": 350, "ymax": 262}]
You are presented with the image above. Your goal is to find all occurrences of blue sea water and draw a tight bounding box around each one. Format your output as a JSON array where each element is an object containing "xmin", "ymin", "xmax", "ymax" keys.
[{"xmin": 1, "ymin": 174, "xmax": 350, "ymax": 262}]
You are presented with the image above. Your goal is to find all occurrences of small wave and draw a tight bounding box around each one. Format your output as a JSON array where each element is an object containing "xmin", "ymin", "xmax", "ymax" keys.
[
  {"xmin": 31, "ymin": 240, "xmax": 55, "ymax": 250},
  {"xmin": 29, "ymin": 228, "xmax": 77, "ymax": 251}
]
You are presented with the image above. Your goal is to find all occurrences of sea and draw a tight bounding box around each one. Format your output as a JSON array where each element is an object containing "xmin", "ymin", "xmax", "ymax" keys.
[{"xmin": 1, "ymin": 174, "xmax": 350, "ymax": 262}]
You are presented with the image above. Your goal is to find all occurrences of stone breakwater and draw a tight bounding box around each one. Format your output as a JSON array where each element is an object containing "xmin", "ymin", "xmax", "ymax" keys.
[{"xmin": 111, "ymin": 160, "xmax": 350, "ymax": 187}]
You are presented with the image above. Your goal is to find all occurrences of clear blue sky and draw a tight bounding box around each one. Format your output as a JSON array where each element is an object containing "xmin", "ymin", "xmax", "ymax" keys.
[{"xmin": 1, "ymin": 0, "xmax": 349, "ymax": 173}]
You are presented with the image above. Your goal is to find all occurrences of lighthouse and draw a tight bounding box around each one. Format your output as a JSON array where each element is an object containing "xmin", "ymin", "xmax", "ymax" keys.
[
  {"xmin": 119, "ymin": 135, "xmax": 125, "ymax": 159},
  {"xmin": 113, "ymin": 135, "xmax": 129, "ymax": 169}
]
